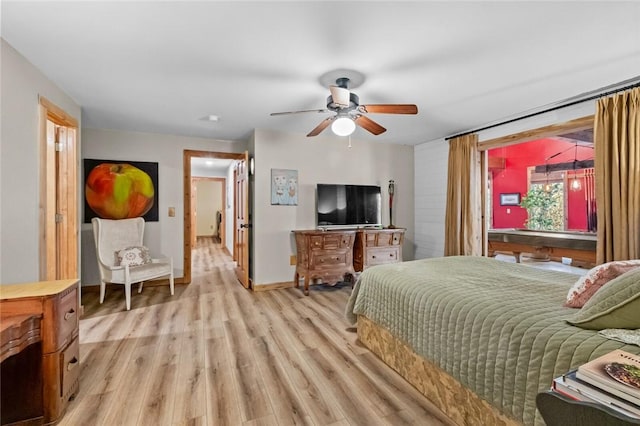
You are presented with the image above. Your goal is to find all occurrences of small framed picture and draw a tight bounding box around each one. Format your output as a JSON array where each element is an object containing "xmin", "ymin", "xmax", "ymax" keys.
[
  {"xmin": 500, "ymin": 193, "xmax": 521, "ymax": 206},
  {"xmin": 271, "ymin": 169, "xmax": 298, "ymax": 205}
]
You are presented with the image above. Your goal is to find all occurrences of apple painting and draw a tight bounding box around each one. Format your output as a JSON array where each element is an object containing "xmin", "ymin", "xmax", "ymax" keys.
[{"xmin": 85, "ymin": 163, "xmax": 155, "ymax": 219}]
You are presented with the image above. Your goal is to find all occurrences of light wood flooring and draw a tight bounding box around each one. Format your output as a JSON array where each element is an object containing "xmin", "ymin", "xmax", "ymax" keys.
[{"xmin": 64, "ymin": 237, "xmax": 454, "ymax": 426}]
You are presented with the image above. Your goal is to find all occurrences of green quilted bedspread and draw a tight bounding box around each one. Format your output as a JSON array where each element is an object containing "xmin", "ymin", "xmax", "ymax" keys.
[{"xmin": 345, "ymin": 256, "xmax": 640, "ymax": 426}]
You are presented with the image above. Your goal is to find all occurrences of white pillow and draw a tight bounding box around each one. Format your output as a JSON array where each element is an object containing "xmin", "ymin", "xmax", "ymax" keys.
[
  {"xmin": 116, "ymin": 246, "xmax": 151, "ymax": 267},
  {"xmin": 565, "ymin": 259, "xmax": 640, "ymax": 308}
]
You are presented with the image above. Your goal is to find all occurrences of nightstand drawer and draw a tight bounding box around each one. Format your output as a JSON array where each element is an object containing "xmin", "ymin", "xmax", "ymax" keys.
[{"xmin": 367, "ymin": 247, "xmax": 399, "ymax": 265}]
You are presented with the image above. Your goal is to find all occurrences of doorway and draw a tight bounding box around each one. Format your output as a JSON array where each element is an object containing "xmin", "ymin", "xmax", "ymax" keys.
[
  {"xmin": 183, "ymin": 150, "xmax": 249, "ymax": 286},
  {"xmin": 38, "ymin": 97, "xmax": 78, "ymax": 281},
  {"xmin": 192, "ymin": 177, "xmax": 226, "ymax": 247}
]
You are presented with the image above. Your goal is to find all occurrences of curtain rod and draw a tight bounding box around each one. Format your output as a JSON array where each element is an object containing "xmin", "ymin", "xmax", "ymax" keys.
[{"xmin": 445, "ymin": 77, "xmax": 640, "ymax": 141}]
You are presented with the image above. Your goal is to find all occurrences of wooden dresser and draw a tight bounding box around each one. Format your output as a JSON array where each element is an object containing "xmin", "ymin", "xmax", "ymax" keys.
[
  {"xmin": 0, "ymin": 279, "xmax": 80, "ymax": 425},
  {"xmin": 293, "ymin": 230, "xmax": 356, "ymax": 295},
  {"xmin": 353, "ymin": 228, "xmax": 405, "ymax": 272}
]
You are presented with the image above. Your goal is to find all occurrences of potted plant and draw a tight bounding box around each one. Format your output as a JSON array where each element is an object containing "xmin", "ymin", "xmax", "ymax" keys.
[{"xmin": 520, "ymin": 184, "xmax": 564, "ymax": 231}]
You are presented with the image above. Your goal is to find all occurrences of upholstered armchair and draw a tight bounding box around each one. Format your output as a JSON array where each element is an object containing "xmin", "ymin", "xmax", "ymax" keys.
[{"xmin": 91, "ymin": 217, "xmax": 174, "ymax": 310}]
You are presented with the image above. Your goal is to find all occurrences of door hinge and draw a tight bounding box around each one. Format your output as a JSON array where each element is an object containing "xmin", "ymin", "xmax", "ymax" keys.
[
  {"xmin": 55, "ymin": 142, "xmax": 63, "ymax": 152},
  {"xmin": 55, "ymin": 213, "xmax": 63, "ymax": 223}
]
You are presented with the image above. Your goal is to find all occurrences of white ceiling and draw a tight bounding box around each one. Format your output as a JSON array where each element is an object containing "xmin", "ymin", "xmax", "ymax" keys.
[{"xmin": 2, "ymin": 1, "xmax": 639, "ymax": 145}]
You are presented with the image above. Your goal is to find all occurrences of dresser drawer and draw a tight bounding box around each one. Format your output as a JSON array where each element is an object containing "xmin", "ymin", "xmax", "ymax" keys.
[
  {"xmin": 41, "ymin": 287, "xmax": 78, "ymax": 353},
  {"xmin": 367, "ymin": 247, "xmax": 399, "ymax": 265},
  {"xmin": 61, "ymin": 337, "xmax": 80, "ymax": 401},
  {"xmin": 311, "ymin": 252, "xmax": 348, "ymax": 268},
  {"xmin": 391, "ymin": 232, "xmax": 403, "ymax": 245},
  {"xmin": 55, "ymin": 288, "xmax": 78, "ymax": 352},
  {"xmin": 364, "ymin": 231, "xmax": 403, "ymax": 247},
  {"xmin": 310, "ymin": 236, "xmax": 324, "ymax": 249}
]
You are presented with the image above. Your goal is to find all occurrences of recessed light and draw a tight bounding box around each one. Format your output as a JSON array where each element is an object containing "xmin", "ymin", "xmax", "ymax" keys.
[
  {"xmin": 198, "ymin": 115, "xmax": 220, "ymax": 122},
  {"xmin": 206, "ymin": 160, "xmax": 214, "ymax": 166}
]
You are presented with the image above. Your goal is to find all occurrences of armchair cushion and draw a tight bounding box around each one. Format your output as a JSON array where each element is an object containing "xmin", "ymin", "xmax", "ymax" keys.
[{"xmin": 116, "ymin": 246, "xmax": 152, "ymax": 267}]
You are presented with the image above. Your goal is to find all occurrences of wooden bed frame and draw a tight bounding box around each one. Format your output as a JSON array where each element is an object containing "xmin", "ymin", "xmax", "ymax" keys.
[{"xmin": 357, "ymin": 315, "xmax": 521, "ymax": 426}]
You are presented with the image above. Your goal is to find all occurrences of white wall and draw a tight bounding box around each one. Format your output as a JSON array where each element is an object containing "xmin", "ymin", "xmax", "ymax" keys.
[
  {"xmin": 412, "ymin": 101, "xmax": 597, "ymax": 260},
  {"xmin": 191, "ymin": 164, "xmax": 227, "ymax": 178},
  {"xmin": 81, "ymin": 127, "xmax": 245, "ymax": 286},
  {"xmin": 414, "ymin": 139, "xmax": 449, "ymax": 259},
  {"xmin": 251, "ymin": 128, "xmax": 414, "ymax": 287},
  {"xmin": 195, "ymin": 180, "xmax": 223, "ymax": 236},
  {"xmin": 1, "ymin": 39, "xmax": 82, "ymax": 284}
]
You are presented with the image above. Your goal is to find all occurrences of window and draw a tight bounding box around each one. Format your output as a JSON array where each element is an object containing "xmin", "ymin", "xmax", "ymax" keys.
[{"xmin": 488, "ymin": 133, "xmax": 595, "ymax": 233}]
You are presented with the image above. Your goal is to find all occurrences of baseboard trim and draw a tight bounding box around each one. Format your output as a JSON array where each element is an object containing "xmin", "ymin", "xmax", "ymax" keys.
[{"xmin": 252, "ymin": 281, "xmax": 295, "ymax": 291}]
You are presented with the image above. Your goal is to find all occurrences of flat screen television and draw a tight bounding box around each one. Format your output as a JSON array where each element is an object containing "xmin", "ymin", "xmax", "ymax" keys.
[{"xmin": 316, "ymin": 184, "xmax": 382, "ymax": 228}]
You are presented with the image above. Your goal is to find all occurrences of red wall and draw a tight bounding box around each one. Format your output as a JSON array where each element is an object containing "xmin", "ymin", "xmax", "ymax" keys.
[{"xmin": 489, "ymin": 138, "xmax": 592, "ymax": 230}]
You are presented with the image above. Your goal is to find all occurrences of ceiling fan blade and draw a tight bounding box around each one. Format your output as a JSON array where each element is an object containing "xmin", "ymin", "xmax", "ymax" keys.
[
  {"xmin": 270, "ymin": 109, "xmax": 330, "ymax": 116},
  {"xmin": 307, "ymin": 116, "xmax": 336, "ymax": 137},
  {"xmin": 358, "ymin": 104, "xmax": 418, "ymax": 114},
  {"xmin": 329, "ymin": 85, "xmax": 350, "ymax": 108},
  {"xmin": 354, "ymin": 115, "xmax": 387, "ymax": 135}
]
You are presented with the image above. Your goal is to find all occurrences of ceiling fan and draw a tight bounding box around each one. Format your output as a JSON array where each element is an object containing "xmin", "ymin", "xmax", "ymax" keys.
[{"xmin": 270, "ymin": 77, "xmax": 418, "ymax": 137}]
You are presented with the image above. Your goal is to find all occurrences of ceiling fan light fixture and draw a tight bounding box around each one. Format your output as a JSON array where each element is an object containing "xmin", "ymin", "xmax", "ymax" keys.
[
  {"xmin": 329, "ymin": 85, "xmax": 350, "ymax": 107},
  {"xmin": 331, "ymin": 116, "xmax": 356, "ymax": 136}
]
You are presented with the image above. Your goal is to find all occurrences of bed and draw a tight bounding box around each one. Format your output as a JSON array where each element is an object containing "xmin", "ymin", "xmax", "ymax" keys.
[{"xmin": 345, "ymin": 256, "xmax": 640, "ymax": 426}]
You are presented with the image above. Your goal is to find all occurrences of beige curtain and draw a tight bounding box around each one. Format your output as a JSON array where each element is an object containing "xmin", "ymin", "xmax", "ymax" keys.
[
  {"xmin": 444, "ymin": 133, "xmax": 482, "ymax": 256},
  {"xmin": 594, "ymin": 87, "xmax": 640, "ymax": 263}
]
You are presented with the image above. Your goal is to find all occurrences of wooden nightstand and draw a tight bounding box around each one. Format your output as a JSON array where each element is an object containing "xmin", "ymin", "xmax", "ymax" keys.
[{"xmin": 353, "ymin": 228, "xmax": 405, "ymax": 272}]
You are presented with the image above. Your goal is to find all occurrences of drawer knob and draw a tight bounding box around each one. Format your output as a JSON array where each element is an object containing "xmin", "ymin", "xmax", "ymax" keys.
[
  {"xmin": 67, "ymin": 356, "xmax": 79, "ymax": 371},
  {"xmin": 390, "ymin": 253, "xmax": 394, "ymax": 257},
  {"xmin": 64, "ymin": 309, "xmax": 76, "ymax": 321},
  {"xmin": 372, "ymin": 255, "xmax": 376, "ymax": 259}
]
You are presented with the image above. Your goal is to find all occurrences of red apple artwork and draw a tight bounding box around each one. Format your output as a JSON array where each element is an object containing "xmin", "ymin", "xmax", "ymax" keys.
[{"xmin": 85, "ymin": 163, "xmax": 155, "ymax": 219}]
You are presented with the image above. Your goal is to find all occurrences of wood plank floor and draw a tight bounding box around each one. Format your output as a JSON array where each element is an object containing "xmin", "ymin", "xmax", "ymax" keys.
[{"xmin": 63, "ymin": 237, "xmax": 454, "ymax": 426}]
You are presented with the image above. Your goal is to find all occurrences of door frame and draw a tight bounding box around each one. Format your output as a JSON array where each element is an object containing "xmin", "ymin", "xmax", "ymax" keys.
[
  {"xmin": 38, "ymin": 96, "xmax": 78, "ymax": 281},
  {"xmin": 183, "ymin": 150, "xmax": 245, "ymax": 284}
]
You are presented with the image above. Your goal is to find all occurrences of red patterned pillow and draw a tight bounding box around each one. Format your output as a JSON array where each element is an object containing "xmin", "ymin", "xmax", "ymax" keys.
[{"xmin": 565, "ymin": 260, "xmax": 640, "ymax": 308}]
